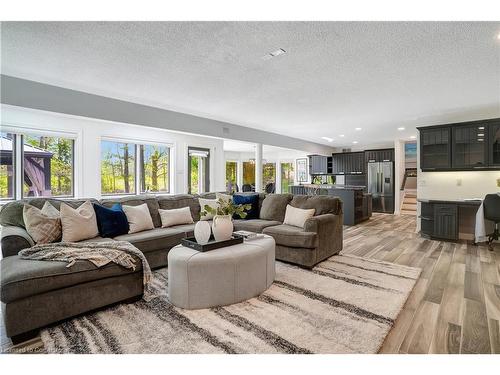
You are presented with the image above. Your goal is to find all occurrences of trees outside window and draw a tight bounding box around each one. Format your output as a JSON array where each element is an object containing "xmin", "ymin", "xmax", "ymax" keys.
[
  {"xmin": 140, "ymin": 144, "xmax": 169, "ymax": 193},
  {"xmin": 23, "ymin": 134, "xmax": 74, "ymax": 197},
  {"xmin": 243, "ymin": 161, "xmax": 255, "ymax": 186},
  {"xmin": 280, "ymin": 162, "xmax": 295, "ymax": 193},
  {"xmin": 262, "ymin": 162, "xmax": 276, "ymax": 192},
  {"xmin": 101, "ymin": 140, "xmax": 136, "ymax": 195},
  {"xmin": 225, "ymin": 161, "xmax": 237, "ymax": 192}
]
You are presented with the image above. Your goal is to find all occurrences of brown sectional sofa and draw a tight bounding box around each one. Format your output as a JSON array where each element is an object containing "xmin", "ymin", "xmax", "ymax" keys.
[{"xmin": 0, "ymin": 192, "xmax": 342, "ymax": 342}]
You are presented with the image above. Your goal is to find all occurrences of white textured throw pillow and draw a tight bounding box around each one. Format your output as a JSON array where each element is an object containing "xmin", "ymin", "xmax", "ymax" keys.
[
  {"xmin": 23, "ymin": 202, "xmax": 62, "ymax": 244},
  {"xmin": 122, "ymin": 203, "xmax": 155, "ymax": 233},
  {"xmin": 283, "ymin": 204, "xmax": 316, "ymax": 228},
  {"xmin": 159, "ymin": 207, "xmax": 194, "ymax": 228},
  {"xmin": 60, "ymin": 201, "xmax": 99, "ymax": 242},
  {"xmin": 216, "ymin": 192, "xmax": 232, "ymax": 205},
  {"xmin": 199, "ymin": 198, "xmax": 218, "ymax": 220}
]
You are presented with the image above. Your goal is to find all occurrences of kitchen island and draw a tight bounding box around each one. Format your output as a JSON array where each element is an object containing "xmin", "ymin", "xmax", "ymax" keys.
[{"xmin": 289, "ymin": 184, "xmax": 372, "ymax": 225}]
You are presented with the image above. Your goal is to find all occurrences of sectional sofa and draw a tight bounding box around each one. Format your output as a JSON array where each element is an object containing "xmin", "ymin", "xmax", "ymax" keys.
[{"xmin": 0, "ymin": 192, "xmax": 343, "ymax": 342}]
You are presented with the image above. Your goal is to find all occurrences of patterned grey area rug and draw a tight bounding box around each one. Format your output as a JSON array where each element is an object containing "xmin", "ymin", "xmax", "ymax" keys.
[{"xmin": 40, "ymin": 255, "xmax": 420, "ymax": 354}]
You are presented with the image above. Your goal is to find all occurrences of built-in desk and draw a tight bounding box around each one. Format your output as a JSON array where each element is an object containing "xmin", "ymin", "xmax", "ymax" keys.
[{"xmin": 418, "ymin": 198, "xmax": 482, "ymax": 241}]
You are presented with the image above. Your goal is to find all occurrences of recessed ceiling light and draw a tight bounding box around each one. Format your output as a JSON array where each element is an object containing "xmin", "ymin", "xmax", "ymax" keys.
[
  {"xmin": 321, "ymin": 136, "xmax": 334, "ymax": 142},
  {"xmin": 398, "ymin": 127, "xmax": 405, "ymax": 131},
  {"xmin": 352, "ymin": 141, "xmax": 358, "ymax": 144},
  {"xmin": 339, "ymin": 134, "xmax": 345, "ymax": 138},
  {"xmin": 355, "ymin": 128, "xmax": 362, "ymax": 131},
  {"xmin": 410, "ymin": 135, "xmax": 416, "ymax": 139}
]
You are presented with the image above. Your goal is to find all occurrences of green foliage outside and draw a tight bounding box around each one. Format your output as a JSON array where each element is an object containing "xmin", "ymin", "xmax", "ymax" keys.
[
  {"xmin": 262, "ymin": 163, "xmax": 276, "ymax": 191},
  {"xmin": 101, "ymin": 141, "xmax": 136, "ymax": 194},
  {"xmin": 225, "ymin": 161, "xmax": 237, "ymax": 192},
  {"xmin": 281, "ymin": 162, "xmax": 295, "ymax": 193},
  {"xmin": 190, "ymin": 156, "xmax": 199, "ymax": 194},
  {"xmin": 140, "ymin": 145, "xmax": 169, "ymax": 193},
  {"xmin": 243, "ymin": 161, "xmax": 255, "ymax": 185},
  {"xmin": 24, "ymin": 135, "xmax": 73, "ymax": 197}
]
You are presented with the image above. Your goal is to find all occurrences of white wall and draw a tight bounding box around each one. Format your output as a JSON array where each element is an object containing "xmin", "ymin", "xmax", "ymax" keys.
[
  {"xmin": 394, "ymin": 139, "xmax": 406, "ymax": 215},
  {"xmin": 1, "ymin": 104, "xmax": 226, "ymax": 198}
]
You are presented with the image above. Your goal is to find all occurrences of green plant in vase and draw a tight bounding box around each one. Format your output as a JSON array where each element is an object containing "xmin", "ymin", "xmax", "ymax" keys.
[{"xmin": 202, "ymin": 198, "xmax": 252, "ymax": 241}]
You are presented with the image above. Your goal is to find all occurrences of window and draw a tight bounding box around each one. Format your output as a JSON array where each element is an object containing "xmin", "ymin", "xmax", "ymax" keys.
[
  {"xmin": 262, "ymin": 162, "xmax": 276, "ymax": 193},
  {"xmin": 23, "ymin": 134, "xmax": 74, "ymax": 197},
  {"xmin": 0, "ymin": 132, "xmax": 15, "ymax": 200},
  {"xmin": 280, "ymin": 162, "xmax": 295, "ymax": 193},
  {"xmin": 188, "ymin": 147, "xmax": 210, "ymax": 194},
  {"xmin": 225, "ymin": 161, "xmax": 237, "ymax": 192},
  {"xmin": 140, "ymin": 144, "xmax": 169, "ymax": 193},
  {"xmin": 101, "ymin": 140, "xmax": 136, "ymax": 195},
  {"xmin": 242, "ymin": 161, "xmax": 255, "ymax": 191}
]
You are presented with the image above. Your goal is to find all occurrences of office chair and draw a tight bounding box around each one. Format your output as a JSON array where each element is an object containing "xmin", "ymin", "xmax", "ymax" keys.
[
  {"xmin": 242, "ymin": 184, "xmax": 253, "ymax": 192},
  {"xmin": 483, "ymin": 193, "xmax": 500, "ymax": 251},
  {"xmin": 265, "ymin": 182, "xmax": 275, "ymax": 194}
]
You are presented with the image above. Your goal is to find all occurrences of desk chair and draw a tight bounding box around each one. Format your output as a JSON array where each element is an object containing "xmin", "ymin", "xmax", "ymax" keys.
[{"xmin": 483, "ymin": 193, "xmax": 500, "ymax": 251}]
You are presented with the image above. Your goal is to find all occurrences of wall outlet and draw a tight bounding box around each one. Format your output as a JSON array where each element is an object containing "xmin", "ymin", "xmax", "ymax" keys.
[{"xmin": 456, "ymin": 179, "xmax": 462, "ymax": 186}]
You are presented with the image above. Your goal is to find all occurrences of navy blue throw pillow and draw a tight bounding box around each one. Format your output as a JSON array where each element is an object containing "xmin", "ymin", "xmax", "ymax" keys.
[
  {"xmin": 232, "ymin": 194, "xmax": 259, "ymax": 220},
  {"xmin": 93, "ymin": 203, "xmax": 129, "ymax": 238}
]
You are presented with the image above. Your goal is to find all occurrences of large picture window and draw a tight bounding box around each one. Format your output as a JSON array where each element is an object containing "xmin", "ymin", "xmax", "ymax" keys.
[
  {"xmin": 140, "ymin": 144, "xmax": 169, "ymax": 193},
  {"xmin": 0, "ymin": 132, "xmax": 16, "ymax": 200},
  {"xmin": 101, "ymin": 140, "xmax": 136, "ymax": 195},
  {"xmin": 262, "ymin": 162, "xmax": 276, "ymax": 193},
  {"xmin": 23, "ymin": 134, "xmax": 74, "ymax": 197},
  {"xmin": 188, "ymin": 147, "xmax": 210, "ymax": 194},
  {"xmin": 280, "ymin": 162, "xmax": 295, "ymax": 193}
]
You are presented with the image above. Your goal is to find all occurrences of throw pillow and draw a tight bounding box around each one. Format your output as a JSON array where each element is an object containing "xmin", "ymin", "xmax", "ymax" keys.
[
  {"xmin": 122, "ymin": 203, "xmax": 155, "ymax": 233},
  {"xmin": 23, "ymin": 202, "xmax": 62, "ymax": 244},
  {"xmin": 60, "ymin": 201, "xmax": 99, "ymax": 242},
  {"xmin": 233, "ymin": 194, "xmax": 259, "ymax": 220},
  {"xmin": 283, "ymin": 204, "xmax": 316, "ymax": 228},
  {"xmin": 159, "ymin": 206, "xmax": 194, "ymax": 227},
  {"xmin": 199, "ymin": 198, "xmax": 218, "ymax": 220},
  {"xmin": 93, "ymin": 203, "xmax": 129, "ymax": 238}
]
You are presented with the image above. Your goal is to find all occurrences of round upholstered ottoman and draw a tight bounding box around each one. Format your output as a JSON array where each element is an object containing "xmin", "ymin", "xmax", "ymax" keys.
[{"xmin": 167, "ymin": 235, "xmax": 275, "ymax": 309}]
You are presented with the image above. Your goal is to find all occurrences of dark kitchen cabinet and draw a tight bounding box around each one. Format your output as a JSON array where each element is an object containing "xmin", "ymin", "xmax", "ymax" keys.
[
  {"xmin": 420, "ymin": 128, "xmax": 451, "ymax": 170},
  {"xmin": 433, "ymin": 204, "xmax": 457, "ymax": 240},
  {"xmin": 332, "ymin": 152, "xmax": 365, "ymax": 175},
  {"xmin": 308, "ymin": 155, "xmax": 328, "ymax": 174},
  {"xmin": 489, "ymin": 122, "xmax": 500, "ymax": 167},
  {"xmin": 452, "ymin": 124, "xmax": 488, "ymax": 169},
  {"xmin": 364, "ymin": 148, "xmax": 394, "ymax": 163},
  {"xmin": 419, "ymin": 118, "xmax": 500, "ymax": 171}
]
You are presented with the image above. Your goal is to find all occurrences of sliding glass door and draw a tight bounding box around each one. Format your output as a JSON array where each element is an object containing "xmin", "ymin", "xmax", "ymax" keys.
[{"xmin": 188, "ymin": 147, "xmax": 210, "ymax": 194}]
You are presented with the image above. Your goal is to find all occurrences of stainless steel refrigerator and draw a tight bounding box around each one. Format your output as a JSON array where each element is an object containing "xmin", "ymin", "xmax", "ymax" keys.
[{"xmin": 367, "ymin": 161, "xmax": 394, "ymax": 213}]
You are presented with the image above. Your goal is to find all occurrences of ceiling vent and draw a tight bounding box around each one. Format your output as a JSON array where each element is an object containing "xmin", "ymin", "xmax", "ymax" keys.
[
  {"xmin": 262, "ymin": 48, "xmax": 287, "ymax": 60},
  {"xmin": 222, "ymin": 127, "xmax": 230, "ymax": 136}
]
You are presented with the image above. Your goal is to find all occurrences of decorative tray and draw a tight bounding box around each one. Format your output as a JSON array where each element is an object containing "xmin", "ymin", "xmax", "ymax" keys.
[{"xmin": 181, "ymin": 235, "xmax": 244, "ymax": 252}]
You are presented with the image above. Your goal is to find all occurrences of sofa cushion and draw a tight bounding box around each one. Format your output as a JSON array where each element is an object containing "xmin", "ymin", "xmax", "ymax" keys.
[
  {"xmin": 283, "ymin": 205, "xmax": 315, "ymax": 228},
  {"xmin": 290, "ymin": 195, "xmax": 342, "ymax": 215},
  {"xmin": 122, "ymin": 203, "xmax": 155, "ymax": 234},
  {"xmin": 113, "ymin": 227, "xmax": 185, "ymax": 253},
  {"xmin": 263, "ymin": 224, "xmax": 318, "ymax": 249},
  {"xmin": 198, "ymin": 198, "xmax": 217, "ymax": 220},
  {"xmin": 0, "ymin": 253, "xmax": 139, "ymax": 303},
  {"xmin": 100, "ymin": 195, "xmax": 162, "ymax": 228},
  {"xmin": 259, "ymin": 194, "xmax": 293, "ymax": 222},
  {"xmin": 157, "ymin": 195, "xmax": 201, "ymax": 222},
  {"xmin": 23, "ymin": 202, "xmax": 62, "ymax": 244},
  {"xmin": 170, "ymin": 223, "xmax": 197, "ymax": 237},
  {"xmin": 233, "ymin": 193, "xmax": 259, "ymax": 220},
  {"xmin": 0, "ymin": 198, "xmax": 99, "ymax": 228},
  {"xmin": 93, "ymin": 203, "xmax": 129, "ymax": 238},
  {"xmin": 233, "ymin": 219, "xmax": 281, "ymax": 233}
]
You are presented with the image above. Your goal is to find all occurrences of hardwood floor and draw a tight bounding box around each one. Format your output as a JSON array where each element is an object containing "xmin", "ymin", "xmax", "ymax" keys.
[
  {"xmin": 341, "ymin": 214, "xmax": 500, "ymax": 354},
  {"xmin": 1, "ymin": 213, "xmax": 499, "ymax": 354}
]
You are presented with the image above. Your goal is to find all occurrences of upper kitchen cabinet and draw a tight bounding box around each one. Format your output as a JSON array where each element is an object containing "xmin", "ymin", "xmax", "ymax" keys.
[
  {"xmin": 332, "ymin": 152, "xmax": 365, "ymax": 174},
  {"xmin": 308, "ymin": 155, "xmax": 329, "ymax": 175},
  {"xmin": 364, "ymin": 148, "xmax": 394, "ymax": 163},
  {"xmin": 489, "ymin": 121, "xmax": 500, "ymax": 167},
  {"xmin": 452, "ymin": 124, "xmax": 488, "ymax": 169},
  {"xmin": 420, "ymin": 127, "xmax": 451, "ymax": 170},
  {"xmin": 418, "ymin": 118, "xmax": 500, "ymax": 171}
]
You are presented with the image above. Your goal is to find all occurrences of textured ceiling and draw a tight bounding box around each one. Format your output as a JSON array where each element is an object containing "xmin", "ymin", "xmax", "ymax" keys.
[{"xmin": 1, "ymin": 22, "xmax": 500, "ymax": 148}]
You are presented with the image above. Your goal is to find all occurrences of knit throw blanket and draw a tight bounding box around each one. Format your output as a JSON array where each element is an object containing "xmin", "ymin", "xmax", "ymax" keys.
[{"xmin": 19, "ymin": 241, "xmax": 153, "ymax": 299}]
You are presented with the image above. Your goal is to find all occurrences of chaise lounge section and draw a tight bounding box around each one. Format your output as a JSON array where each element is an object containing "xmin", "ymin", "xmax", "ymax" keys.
[{"xmin": 0, "ymin": 193, "xmax": 342, "ymax": 342}]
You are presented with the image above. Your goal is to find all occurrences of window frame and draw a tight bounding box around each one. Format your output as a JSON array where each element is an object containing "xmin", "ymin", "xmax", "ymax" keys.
[
  {"xmin": 139, "ymin": 143, "xmax": 171, "ymax": 194},
  {"xmin": 0, "ymin": 132, "xmax": 17, "ymax": 201},
  {"xmin": 187, "ymin": 146, "xmax": 210, "ymax": 195}
]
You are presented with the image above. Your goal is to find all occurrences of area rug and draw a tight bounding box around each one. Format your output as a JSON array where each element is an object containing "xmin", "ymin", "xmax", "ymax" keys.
[{"xmin": 40, "ymin": 254, "xmax": 421, "ymax": 354}]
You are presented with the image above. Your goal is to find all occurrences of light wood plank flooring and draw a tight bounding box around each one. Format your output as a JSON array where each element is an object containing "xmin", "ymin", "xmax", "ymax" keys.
[
  {"xmin": 2, "ymin": 213, "xmax": 499, "ymax": 354},
  {"xmin": 341, "ymin": 214, "xmax": 500, "ymax": 354}
]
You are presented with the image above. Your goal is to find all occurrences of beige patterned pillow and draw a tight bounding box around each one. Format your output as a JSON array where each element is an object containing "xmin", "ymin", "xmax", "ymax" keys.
[
  {"xmin": 23, "ymin": 202, "xmax": 62, "ymax": 244},
  {"xmin": 60, "ymin": 201, "xmax": 99, "ymax": 242}
]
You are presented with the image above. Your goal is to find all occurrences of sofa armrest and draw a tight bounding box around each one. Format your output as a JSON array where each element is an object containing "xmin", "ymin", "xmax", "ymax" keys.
[
  {"xmin": 1, "ymin": 226, "xmax": 34, "ymax": 257},
  {"xmin": 303, "ymin": 213, "xmax": 343, "ymax": 259}
]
